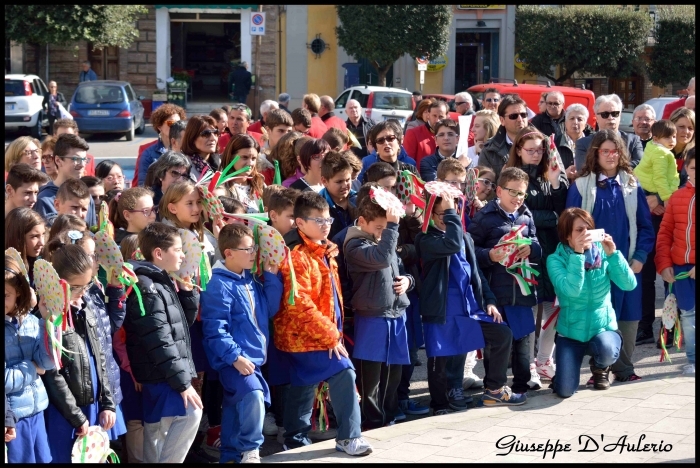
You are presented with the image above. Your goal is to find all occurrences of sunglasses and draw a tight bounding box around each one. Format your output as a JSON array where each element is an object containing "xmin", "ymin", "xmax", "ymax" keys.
[
  {"xmin": 199, "ymin": 129, "xmax": 220, "ymax": 138},
  {"xmin": 546, "ymin": 101, "xmax": 562, "ymax": 107},
  {"xmin": 168, "ymin": 169, "xmax": 188, "ymax": 180},
  {"xmin": 598, "ymin": 149, "xmax": 620, "ymax": 158},
  {"xmin": 597, "ymin": 111, "xmax": 621, "ymax": 119},
  {"xmin": 506, "ymin": 113, "xmax": 528, "ymax": 120},
  {"xmin": 165, "ymin": 120, "xmax": 178, "ymax": 126},
  {"xmin": 500, "ymin": 187, "xmax": 528, "ymax": 199},
  {"xmin": 485, "ymin": 98, "xmax": 500, "ymax": 103},
  {"xmin": 376, "ymin": 135, "xmax": 398, "ymax": 145},
  {"xmin": 454, "ymin": 101, "xmax": 468, "ymax": 106}
]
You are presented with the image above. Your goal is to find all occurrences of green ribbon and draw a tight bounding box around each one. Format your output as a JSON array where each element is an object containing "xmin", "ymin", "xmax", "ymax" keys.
[
  {"xmin": 119, "ymin": 275, "xmax": 145, "ymax": 316},
  {"xmin": 668, "ymin": 271, "xmax": 691, "ymax": 295},
  {"xmin": 273, "ymin": 160, "xmax": 282, "ymax": 185},
  {"xmin": 198, "ymin": 251, "xmax": 210, "ymax": 291},
  {"xmin": 81, "ymin": 432, "xmax": 87, "ymax": 463},
  {"xmin": 287, "ymin": 248, "xmax": 297, "ymax": 306}
]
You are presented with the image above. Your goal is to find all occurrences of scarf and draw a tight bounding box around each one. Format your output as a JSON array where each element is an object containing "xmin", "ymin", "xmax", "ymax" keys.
[
  {"xmin": 565, "ymin": 243, "xmax": 602, "ymax": 270},
  {"xmin": 189, "ymin": 153, "xmax": 212, "ymax": 178}
]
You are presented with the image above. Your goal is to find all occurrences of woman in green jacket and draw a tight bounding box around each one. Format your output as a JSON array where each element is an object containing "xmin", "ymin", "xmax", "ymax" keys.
[{"xmin": 547, "ymin": 208, "xmax": 637, "ymax": 398}]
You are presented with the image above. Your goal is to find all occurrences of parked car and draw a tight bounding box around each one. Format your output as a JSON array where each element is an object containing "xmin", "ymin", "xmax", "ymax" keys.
[
  {"xmin": 5, "ymin": 74, "xmax": 50, "ymax": 138},
  {"xmin": 69, "ymin": 80, "xmax": 146, "ymax": 141},
  {"xmin": 333, "ymin": 86, "xmax": 415, "ymax": 125},
  {"xmin": 643, "ymin": 96, "xmax": 682, "ymax": 121},
  {"xmin": 619, "ymin": 109, "xmax": 635, "ymax": 134}
]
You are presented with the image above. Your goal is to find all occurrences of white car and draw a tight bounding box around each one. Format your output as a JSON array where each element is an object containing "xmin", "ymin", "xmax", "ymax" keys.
[
  {"xmin": 5, "ymin": 74, "xmax": 50, "ymax": 138},
  {"xmin": 643, "ymin": 96, "xmax": 682, "ymax": 121},
  {"xmin": 333, "ymin": 86, "xmax": 415, "ymax": 125}
]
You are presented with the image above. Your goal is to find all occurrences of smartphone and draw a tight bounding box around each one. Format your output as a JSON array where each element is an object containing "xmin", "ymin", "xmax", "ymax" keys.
[{"xmin": 589, "ymin": 229, "xmax": 605, "ymax": 242}]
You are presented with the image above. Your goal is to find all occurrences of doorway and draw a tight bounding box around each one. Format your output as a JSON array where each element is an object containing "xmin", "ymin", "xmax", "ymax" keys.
[
  {"xmin": 454, "ymin": 31, "xmax": 499, "ymax": 93},
  {"xmin": 88, "ymin": 45, "xmax": 120, "ymax": 81}
]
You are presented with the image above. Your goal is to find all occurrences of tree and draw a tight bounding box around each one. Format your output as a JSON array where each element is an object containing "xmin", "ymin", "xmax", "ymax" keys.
[
  {"xmin": 515, "ymin": 6, "xmax": 652, "ymax": 83},
  {"xmin": 336, "ymin": 5, "xmax": 452, "ymax": 87},
  {"xmin": 648, "ymin": 6, "xmax": 696, "ymax": 87}
]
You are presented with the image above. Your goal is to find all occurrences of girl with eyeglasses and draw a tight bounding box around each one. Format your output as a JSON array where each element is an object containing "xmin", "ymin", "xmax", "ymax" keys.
[
  {"xmin": 135, "ymin": 103, "xmax": 186, "ymax": 187},
  {"xmin": 108, "ymin": 187, "xmax": 158, "ymax": 244},
  {"xmin": 180, "ymin": 115, "xmax": 222, "ymax": 183},
  {"xmin": 95, "ymin": 160, "xmax": 125, "ymax": 192},
  {"xmin": 474, "ymin": 166, "xmax": 497, "ymax": 207},
  {"xmin": 505, "ymin": 127, "xmax": 570, "ymax": 387},
  {"xmin": 4, "ymin": 136, "xmax": 42, "ymax": 173},
  {"xmin": 566, "ymin": 129, "xmax": 655, "ymax": 387},
  {"xmin": 290, "ymin": 138, "xmax": 331, "ymax": 193},
  {"xmin": 219, "ymin": 134, "xmax": 267, "ymax": 213},
  {"xmin": 5, "ymin": 207, "xmax": 46, "ymax": 287}
]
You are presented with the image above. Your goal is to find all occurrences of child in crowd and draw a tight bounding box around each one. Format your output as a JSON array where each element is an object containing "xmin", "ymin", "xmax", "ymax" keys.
[
  {"xmin": 474, "ymin": 165, "xmax": 497, "ymax": 209},
  {"xmin": 320, "ymin": 151, "xmax": 358, "ymax": 240},
  {"xmin": 41, "ymin": 244, "xmax": 117, "ymax": 463},
  {"xmin": 274, "ymin": 192, "xmax": 372, "ymax": 456},
  {"xmin": 220, "ymin": 196, "xmax": 248, "ymax": 225},
  {"xmin": 344, "ymin": 151, "xmax": 364, "ymax": 192},
  {"xmin": 4, "ymin": 208, "xmax": 46, "ymax": 286},
  {"xmin": 5, "ymin": 254, "xmax": 53, "ymax": 463},
  {"xmin": 468, "ymin": 167, "xmax": 542, "ymax": 399},
  {"xmin": 268, "ymin": 188, "xmax": 301, "ymax": 236},
  {"xmin": 124, "ymin": 223, "xmax": 203, "ymax": 463},
  {"xmin": 81, "ymin": 175, "xmax": 105, "ymax": 209},
  {"xmin": 220, "ymin": 134, "xmax": 266, "ymax": 213},
  {"xmin": 344, "ymin": 195, "xmax": 412, "ymax": 429},
  {"xmin": 289, "ymin": 139, "xmax": 332, "ymax": 192},
  {"xmin": 291, "ymin": 108, "xmax": 313, "ymax": 135},
  {"xmin": 323, "ymin": 127, "xmax": 349, "ymax": 152},
  {"xmin": 4, "ymin": 163, "xmax": 49, "ymax": 217},
  {"xmin": 108, "ymin": 187, "xmax": 157, "ymax": 244},
  {"xmin": 282, "ymin": 135, "xmax": 313, "ymax": 187},
  {"xmin": 48, "ymin": 213, "xmax": 88, "ymax": 240},
  {"xmin": 656, "ymin": 149, "xmax": 696, "ymax": 374},
  {"xmin": 45, "ymin": 178, "xmax": 92, "ymax": 228},
  {"xmin": 201, "ymin": 224, "xmax": 283, "ymax": 463},
  {"xmin": 119, "ymin": 233, "xmax": 140, "ymax": 261},
  {"xmin": 635, "ymin": 120, "xmax": 680, "ymax": 204},
  {"xmin": 259, "ymin": 110, "xmax": 295, "ymax": 184},
  {"xmin": 263, "ymin": 185, "xmax": 285, "ymax": 208}
]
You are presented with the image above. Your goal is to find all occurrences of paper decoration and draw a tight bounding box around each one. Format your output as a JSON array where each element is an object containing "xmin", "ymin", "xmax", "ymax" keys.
[
  {"xmin": 5, "ymin": 247, "xmax": 28, "ymax": 279},
  {"xmin": 420, "ymin": 180, "xmax": 468, "ymax": 233},
  {"xmin": 99, "ymin": 201, "xmax": 115, "ymax": 240},
  {"xmin": 95, "ymin": 230, "xmax": 124, "ymax": 280},
  {"xmin": 172, "ymin": 229, "xmax": 212, "ymax": 291},
  {"xmin": 397, "ymin": 170, "xmax": 425, "ymax": 204},
  {"xmin": 456, "ymin": 114, "xmax": 473, "ymax": 161},
  {"xmin": 223, "ymin": 212, "xmax": 270, "ymax": 226},
  {"xmin": 370, "ymin": 187, "xmax": 405, "ymax": 217},
  {"xmin": 72, "ymin": 426, "xmax": 119, "ymax": 463},
  {"xmin": 256, "ymin": 224, "xmax": 287, "ymax": 266},
  {"xmin": 493, "ymin": 224, "xmax": 540, "ymax": 296},
  {"xmin": 197, "ymin": 185, "xmax": 225, "ymax": 223},
  {"xmin": 548, "ymin": 133, "xmax": 565, "ymax": 172},
  {"xmin": 658, "ymin": 272, "xmax": 690, "ymax": 363},
  {"xmin": 33, "ymin": 259, "xmax": 73, "ymax": 369}
]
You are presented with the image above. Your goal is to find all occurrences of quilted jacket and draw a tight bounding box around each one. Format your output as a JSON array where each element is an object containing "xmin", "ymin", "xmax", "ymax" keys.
[{"xmin": 656, "ymin": 181, "xmax": 696, "ymax": 271}]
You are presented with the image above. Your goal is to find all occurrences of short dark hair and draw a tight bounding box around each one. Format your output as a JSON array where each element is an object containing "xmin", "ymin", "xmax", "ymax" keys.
[
  {"xmin": 6, "ymin": 163, "xmax": 50, "ymax": 190},
  {"xmin": 686, "ymin": 146, "xmax": 695, "ymax": 166},
  {"xmin": 49, "ymin": 244, "xmax": 93, "ymax": 282},
  {"xmin": 321, "ymin": 151, "xmax": 353, "ymax": 181},
  {"xmin": 80, "ymin": 175, "xmax": 103, "ymax": 189},
  {"xmin": 651, "ymin": 119, "xmax": 677, "ymax": 139},
  {"xmin": 94, "ymin": 160, "xmax": 121, "ymax": 180},
  {"xmin": 365, "ymin": 162, "xmax": 397, "ymax": 183},
  {"xmin": 262, "ymin": 185, "xmax": 285, "ymax": 209},
  {"xmin": 557, "ymin": 207, "xmax": 596, "ymax": 246},
  {"xmin": 322, "ymin": 127, "xmax": 349, "ymax": 150},
  {"xmin": 293, "ymin": 191, "xmax": 329, "ymax": 220},
  {"xmin": 368, "ymin": 120, "xmax": 403, "ymax": 147},
  {"xmin": 298, "ymin": 138, "xmax": 331, "ymax": 171},
  {"xmin": 268, "ymin": 189, "xmax": 300, "ymax": 214},
  {"xmin": 5, "ymin": 254, "xmax": 32, "ymax": 316},
  {"xmin": 138, "ymin": 222, "xmax": 180, "ymax": 262},
  {"xmin": 497, "ymin": 166, "xmax": 529, "ymax": 188},
  {"xmin": 357, "ymin": 195, "xmax": 387, "ymax": 223},
  {"xmin": 484, "ymin": 87, "xmax": 500, "ymax": 97},
  {"xmin": 355, "ymin": 182, "xmax": 380, "ymax": 208},
  {"xmin": 218, "ymin": 223, "xmax": 253, "ymax": 257},
  {"xmin": 429, "ymin": 100, "xmax": 449, "ymax": 113},
  {"xmin": 219, "ymin": 196, "xmax": 246, "ymax": 214},
  {"xmin": 56, "ymin": 178, "xmax": 90, "ymax": 202},
  {"xmin": 497, "ymin": 94, "xmax": 527, "ymax": 117},
  {"xmin": 291, "ymin": 108, "xmax": 312, "ymax": 128},
  {"xmin": 169, "ymin": 121, "xmax": 187, "ymax": 143},
  {"xmin": 54, "ymin": 133, "xmax": 89, "ymax": 158},
  {"xmin": 265, "ymin": 109, "xmax": 294, "ymax": 130},
  {"xmin": 435, "ymin": 118, "xmax": 459, "ymax": 136},
  {"xmin": 48, "ymin": 214, "xmax": 88, "ymax": 240}
]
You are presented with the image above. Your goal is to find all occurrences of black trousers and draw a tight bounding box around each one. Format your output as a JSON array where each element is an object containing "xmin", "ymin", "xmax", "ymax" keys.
[
  {"xmin": 639, "ymin": 213, "xmax": 663, "ymax": 334},
  {"xmin": 354, "ymin": 358, "xmax": 402, "ymax": 430}
]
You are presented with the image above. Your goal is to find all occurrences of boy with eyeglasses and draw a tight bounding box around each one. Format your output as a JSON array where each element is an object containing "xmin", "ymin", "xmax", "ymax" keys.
[
  {"xmin": 468, "ymin": 167, "xmax": 542, "ymax": 402},
  {"xmin": 35, "ymin": 133, "xmax": 98, "ymax": 228},
  {"xmin": 275, "ymin": 191, "xmax": 373, "ymax": 456},
  {"xmin": 420, "ymin": 119, "xmax": 475, "ymax": 182},
  {"xmin": 5, "ymin": 163, "xmax": 50, "ymax": 217},
  {"xmin": 200, "ymin": 224, "xmax": 283, "ymax": 463}
]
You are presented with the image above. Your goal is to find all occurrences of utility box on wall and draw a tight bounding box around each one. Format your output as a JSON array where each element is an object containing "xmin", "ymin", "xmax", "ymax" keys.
[{"xmin": 343, "ymin": 63, "xmax": 360, "ymax": 90}]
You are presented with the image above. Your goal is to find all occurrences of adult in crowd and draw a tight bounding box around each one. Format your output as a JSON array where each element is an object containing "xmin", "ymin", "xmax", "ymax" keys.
[
  {"xmin": 467, "ymin": 110, "xmax": 500, "ymax": 167},
  {"xmin": 548, "ymin": 208, "xmax": 637, "ymax": 397},
  {"xmin": 95, "ymin": 160, "xmax": 125, "ymax": 192},
  {"xmin": 363, "ymin": 121, "xmax": 419, "ymax": 183},
  {"xmin": 537, "ymin": 92, "xmax": 549, "ymax": 115},
  {"xmin": 567, "ymin": 130, "xmax": 654, "ymax": 384},
  {"xmin": 574, "ymin": 94, "xmax": 644, "ymax": 170},
  {"xmin": 556, "ymin": 104, "xmax": 593, "ymax": 181},
  {"xmin": 412, "ymin": 91, "xmax": 422, "ymax": 104},
  {"xmin": 357, "ymin": 122, "xmax": 417, "ymax": 183},
  {"xmin": 249, "ymin": 100, "xmax": 279, "ymax": 134},
  {"xmin": 230, "ymin": 61, "xmax": 252, "ymax": 104},
  {"xmin": 146, "ymin": 151, "xmax": 192, "ymax": 208},
  {"xmin": 218, "ymin": 104, "xmax": 264, "ymax": 151},
  {"xmin": 669, "ymin": 107, "xmax": 695, "ymax": 187},
  {"xmin": 53, "ymin": 119, "xmax": 95, "ymax": 177},
  {"xmin": 210, "ymin": 109, "xmax": 229, "ymax": 153},
  {"xmin": 41, "ymin": 136, "xmax": 59, "ymax": 181},
  {"xmin": 180, "ymin": 115, "xmax": 221, "ymax": 182},
  {"xmin": 42, "ymin": 81, "xmax": 68, "ymax": 136},
  {"xmin": 301, "ymin": 93, "xmax": 329, "ymax": 138},
  {"xmin": 345, "ymin": 99, "xmax": 376, "ymax": 158},
  {"xmin": 480, "ymin": 94, "xmax": 529, "ymax": 179},
  {"xmin": 278, "ymin": 92, "xmax": 292, "ymax": 114},
  {"xmin": 319, "ymin": 95, "xmax": 348, "ymax": 131},
  {"xmin": 531, "ymin": 91, "xmax": 565, "ymax": 140},
  {"xmin": 420, "ymin": 119, "xmax": 474, "ymax": 182},
  {"xmin": 454, "ymin": 92, "xmax": 475, "ymax": 117},
  {"xmin": 79, "ymin": 60, "xmax": 98, "ymax": 82},
  {"xmin": 5, "ymin": 136, "xmax": 42, "ymax": 173},
  {"xmin": 135, "ymin": 103, "xmax": 186, "ymax": 186},
  {"xmin": 631, "ymin": 104, "xmax": 656, "ymax": 150},
  {"xmin": 403, "ymin": 100, "xmax": 448, "ymax": 166},
  {"xmin": 481, "ymin": 88, "xmax": 501, "ymax": 112},
  {"xmin": 662, "ymin": 77, "xmax": 694, "ymax": 119},
  {"xmin": 685, "ymin": 95, "xmax": 695, "ymax": 113},
  {"xmin": 405, "ymin": 98, "xmax": 435, "ymax": 134}
]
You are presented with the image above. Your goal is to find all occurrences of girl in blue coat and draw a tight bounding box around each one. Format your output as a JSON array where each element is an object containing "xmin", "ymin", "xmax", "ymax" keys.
[{"xmin": 566, "ymin": 130, "xmax": 655, "ymax": 384}]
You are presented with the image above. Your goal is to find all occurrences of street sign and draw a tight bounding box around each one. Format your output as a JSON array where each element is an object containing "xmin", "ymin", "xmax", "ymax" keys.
[
  {"xmin": 250, "ymin": 12, "xmax": 266, "ymax": 35},
  {"xmin": 416, "ymin": 56, "xmax": 428, "ymax": 65},
  {"xmin": 417, "ymin": 63, "xmax": 427, "ymax": 71},
  {"xmin": 419, "ymin": 70, "xmax": 425, "ymax": 85}
]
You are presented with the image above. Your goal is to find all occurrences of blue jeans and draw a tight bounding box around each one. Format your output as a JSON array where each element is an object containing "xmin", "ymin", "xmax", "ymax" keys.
[
  {"xmin": 220, "ymin": 390, "xmax": 265, "ymax": 463},
  {"xmin": 445, "ymin": 353, "xmax": 467, "ymax": 389},
  {"xmin": 283, "ymin": 368, "xmax": 361, "ymax": 448},
  {"xmin": 553, "ymin": 331, "xmax": 622, "ymax": 398},
  {"xmin": 681, "ymin": 307, "xmax": 696, "ymax": 365}
]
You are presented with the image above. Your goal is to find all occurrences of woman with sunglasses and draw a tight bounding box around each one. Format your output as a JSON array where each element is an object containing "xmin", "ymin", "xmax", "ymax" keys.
[
  {"xmin": 505, "ymin": 127, "xmax": 569, "ymax": 387},
  {"xmin": 107, "ymin": 187, "xmax": 157, "ymax": 244},
  {"xmin": 181, "ymin": 115, "xmax": 221, "ymax": 183},
  {"xmin": 95, "ymin": 160, "xmax": 125, "ymax": 192},
  {"xmin": 219, "ymin": 134, "xmax": 266, "ymax": 212},
  {"xmin": 358, "ymin": 121, "xmax": 420, "ymax": 184},
  {"xmin": 136, "ymin": 103, "xmax": 186, "ymax": 186},
  {"xmin": 290, "ymin": 138, "xmax": 331, "ymax": 193},
  {"xmin": 566, "ymin": 129, "xmax": 655, "ymax": 387},
  {"xmin": 145, "ymin": 150, "xmax": 192, "ymax": 211}
]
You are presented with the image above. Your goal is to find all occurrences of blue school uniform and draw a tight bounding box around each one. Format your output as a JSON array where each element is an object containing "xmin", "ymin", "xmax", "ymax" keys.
[
  {"xmin": 673, "ymin": 264, "xmax": 696, "ymax": 311},
  {"xmin": 352, "ymin": 313, "xmax": 410, "ymax": 365},
  {"xmin": 7, "ymin": 411, "xmax": 51, "ymax": 463},
  {"xmin": 423, "ymin": 249, "xmax": 485, "ymax": 358},
  {"xmin": 141, "ymin": 382, "xmax": 187, "ymax": 424},
  {"xmin": 405, "ymin": 290, "xmax": 424, "ymax": 349}
]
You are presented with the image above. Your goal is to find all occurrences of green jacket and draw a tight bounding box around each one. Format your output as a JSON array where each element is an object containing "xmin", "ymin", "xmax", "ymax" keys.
[
  {"xmin": 634, "ymin": 142, "xmax": 679, "ymax": 202},
  {"xmin": 547, "ymin": 242, "xmax": 637, "ymax": 342}
]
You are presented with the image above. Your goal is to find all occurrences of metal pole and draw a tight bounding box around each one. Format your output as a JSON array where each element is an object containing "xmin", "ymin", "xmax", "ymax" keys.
[{"xmin": 253, "ymin": 5, "xmax": 262, "ymax": 116}]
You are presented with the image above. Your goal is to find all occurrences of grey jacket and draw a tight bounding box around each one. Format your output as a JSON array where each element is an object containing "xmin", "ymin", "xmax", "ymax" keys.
[
  {"xmin": 479, "ymin": 126, "xmax": 511, "ymax": 180},
  {"xmin": 343, "ymin": 223, "xmax": 413, "ymax": 318}
]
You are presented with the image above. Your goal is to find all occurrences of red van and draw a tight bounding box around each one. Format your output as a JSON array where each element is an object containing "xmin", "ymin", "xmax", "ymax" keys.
[{"xmin": 467, "ymin": 82, "xmax": 596, "ymax": 127}]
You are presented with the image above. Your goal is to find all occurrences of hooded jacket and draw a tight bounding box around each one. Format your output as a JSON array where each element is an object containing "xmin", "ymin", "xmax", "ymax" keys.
[
  {"xmin": 634, "ymin": 142, "xmax": 680, "ymax": 202},
  {"xmin": 35, "ymin": 181, "xmax": 97, "ymax": 228}
]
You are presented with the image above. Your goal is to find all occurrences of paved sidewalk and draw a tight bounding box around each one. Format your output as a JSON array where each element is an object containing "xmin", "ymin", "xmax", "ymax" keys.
[{"xmin": 264, "ymin": 376, "xmax": 695, "ymax": 463}]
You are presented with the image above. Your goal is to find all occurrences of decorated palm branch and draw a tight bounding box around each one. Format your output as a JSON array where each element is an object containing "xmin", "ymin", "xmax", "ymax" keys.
[
  {"xmin": 465, "ymin": 167, "xmax": 480, "ymax": 218},
  {"xmin": 659, "ymin": 272, "xmax": 690, "ymax": 363},
  {"xmin": 547, "ymin": 133, "xmax": 565, "ymax": 172},
  {"xmin": 251, "ymin": 223, "xmax": 297, "ymax": 305},
  {"xmin": 413, "ymin": 180, "xmax": 468, "ymax": 233},
  {"xmin": 369, "ymin": 186, "xmax": 405, "ymax": 217},
  {"xmin": 94, "ymin": 230, "xmax": 144, "ymax": 315},
  {"xmin": 493, "ymin": 224, "xmax": 540, "ymax": 296},
  {"xmin": 172, "ymin": 228, "xmax": 212, "ymax": 292}
]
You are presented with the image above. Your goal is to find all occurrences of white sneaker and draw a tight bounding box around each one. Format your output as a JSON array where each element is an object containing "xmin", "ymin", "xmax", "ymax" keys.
[
  {"xmin": 536, "ymin": 358, "xmax": 556, "ymax": 381},
  {"xmin": 527, "ymin": 363, "xmax": 542, "ymax": 390},
  {"xmin": 263, "ymin": 412, "xmax": 278, "ymax": 436},
  {"xmin": 335, "ymin": 437, "xmax": 373, "ymax": 456},
  {"xmin": 241, "ymin": 449, "xmax": 261, "ymax": 463},
  {"xmin": 462, "ymin": 371, "xmax": 484, "ymax": 389},
  {"xmin": 681, "ymin": 363, "xmax": 696, "ymax": 375},
  {"xmin": 276, "ymin": 426, "xmax": 285, "ymax": 445}
]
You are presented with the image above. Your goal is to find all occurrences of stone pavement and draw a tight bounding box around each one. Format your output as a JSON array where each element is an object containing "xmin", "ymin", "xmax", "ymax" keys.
[{"xmin": 264, "ymin": 376, "xmax": 695, "ymax": 463}]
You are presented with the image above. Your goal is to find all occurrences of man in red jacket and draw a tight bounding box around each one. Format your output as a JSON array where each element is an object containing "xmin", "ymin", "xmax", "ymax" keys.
[
  {"xmin": 662, "ymin": 77, "xmax": 694, "ymax": 119},
  {"xmin": 319, "ymin": 95, "xmax": 348, "ymax": 132},
  {"xmin": 248, "ymin": 99, "xmax": 279, "ymax": 134},
  {"xmin": 54, "ymin": 119, "xmax": 95, "ymax": 176},
  {"xmin": 302, "ymin": 93, "xmax": 328, "ymax": 138},
  {"xmin": 402, "ymin": 100, "xmax": 448, "ymax": 166}
]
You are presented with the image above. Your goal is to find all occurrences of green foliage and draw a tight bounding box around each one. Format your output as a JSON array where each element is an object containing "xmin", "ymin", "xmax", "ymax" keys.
[
  {"xmin": 648, "ymin": 6, "xmax": 696, "ymax": 87},
  {"xmin": 515, "ymin": 6, "xmax": 652, "ymax": 83},
  {"xmin": 5, "ymin": 5, "xmax": 148, "ymax": 49},
  {"xmin": 336, "ymin": 5, "xmax": 452, "ymax": 86}
]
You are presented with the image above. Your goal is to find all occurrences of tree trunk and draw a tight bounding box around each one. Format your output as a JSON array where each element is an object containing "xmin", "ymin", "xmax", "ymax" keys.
[
  {"xmin": 376, "ymin": 63, "xmax": 394, "ymax": 87},
  {"xmin": 34, "ymin": 42, "xmax": 41, "ymax": 77}
]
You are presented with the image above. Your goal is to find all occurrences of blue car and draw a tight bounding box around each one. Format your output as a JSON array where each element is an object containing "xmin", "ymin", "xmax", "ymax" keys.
[{"xmin": 69, "ymin": 80, "xmax": 146, "ymax": 141}]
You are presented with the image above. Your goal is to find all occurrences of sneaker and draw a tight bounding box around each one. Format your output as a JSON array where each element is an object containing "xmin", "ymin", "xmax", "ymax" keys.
[
  {"xmin": 433, "ymin": 408, "xmax": 453, "ymax": 416},
  {"xmin": 586, "ymin": 375, "xmax": 594, "ymax": 387},
  {"xmin": 616, "ymin": 373, "xmax": 643, "ymax": 382},
  {"xmin": 481, "ymin": 386, "xmax": 527, "ymax": 406},
  {"xmin": 335, "ymin": 437, "xmax": 373, "ymax": 456},
  {"xmin": 635, "ymin": 329, "xmax": 655, "ymax": 345},
  {"xmin": 462, "ymin": 371, "xmax": 485, "ymax": 389},
  {"xmin": 263, "ymin": 412, "xmax": 278, "ymax": 436},
  {"xmin": 528, "ymin": 364, "xmax": 542, "ymax": 390},
  {"xmin": 681, "ymin": 363, "xmax": 696, "ymax": 375},
  {"xmin": 394, "ymin": 405, "xmax": 406, "ymax": 421},
  {"xmin": 447, "ymin": 387, "xmax": 468, "ymax": 411},
  {"xmin": 206, "ymin": 425, "xmax": 222, "ymax": 450},
  {"xmin": 276, "ymin": 426, "xmax": 285, "ymax": 445},
  {"xmin": 399, "ymin": 398, "xmax": 430, "ymax": 415},
  {"xmin": 308, "ymin": 427, "xmax": 337, "ymax": 441},
  {"xmin": 536, "ymin": 359, "xmax": 556, "ymax": 381},
  {"xmin": 241, "ymin": 449, "xmax": 261, "ymax": 463}
]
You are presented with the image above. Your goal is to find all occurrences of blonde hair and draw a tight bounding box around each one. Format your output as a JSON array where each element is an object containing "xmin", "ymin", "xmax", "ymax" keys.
[
  {"xmin": 475, "ymin": 110, "xmax": 500, "ymax": 142},
  {"xmin": 5, "ymin": 136, "xmax": 41, "ymax": 171},
  {"xmin": 158, "ymin": 180, "xmax": 204, "ymax": 241}
]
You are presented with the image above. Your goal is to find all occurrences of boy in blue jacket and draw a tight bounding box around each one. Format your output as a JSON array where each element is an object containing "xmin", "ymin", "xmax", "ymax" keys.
[{"xmin": 200, "ymin": 224, "xmax": 283, "ymax": 464}]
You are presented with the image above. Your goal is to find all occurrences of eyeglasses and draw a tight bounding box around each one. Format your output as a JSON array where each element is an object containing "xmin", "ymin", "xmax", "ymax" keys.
[
  {"xmin": 433, "ymin": 211, "xmax": 447, "ymax": 219},
  {"xmin": 444, "ymin": 180, "xmax": 466, "ymax": 190},
  {"xmin": 506, "ymin": 113, "xmax": 528, "ymax": 120},
  {"xmin": 231, "ymin": 245, "xmax": 259, "ymax": 255},
  {"xmin": 633, "ymin": 117, "xmax": 654, "ymax": 123},
  {"xmin": 58, "ymin": 156, "xmax": 89, "ymax": 165},
  {"xmin": 104, "ymin": 174, "xmax": 125, "ymax": 182},
  {"xmin": 127, "ymin": 207, "xmax": 158, "ymax": 217},
  {"xmin": 500, "ymin": 187, "xmax": 528, "ymax": 199},
  {"xmin": 436, "ymin": 131, "xmax": 458, "ymax": 139},
  {"xmin": 485, "ymin": 98, "xmax": 500, "ymax": 103},
  {"xmin": 23, "ymin": 148, "xmax": 41, "ymax": 157},
  {"xmin": 454, "ymin": 101, "xmax": 468, "ymax": 106},
  {"xmin": 199, "ymin": 129, "xmax": 220, "ymax": 138},
  {"xmin": 376, "ymin": 135, "xmax": 398, "ymax": 145},
  {"xmin": 41, "ymin": 154, "xmax": 54, "ymax": 163},
  {"xmin": 70, "ymin": 280, "xmax": 95, "ymax": 296},
  {"xmin": 168, "ymin": 169, "xmax": 188, "ymax": 180},
  {"xmin": 311, "ymin": 152, "xmax": 327, "ymax": 161},
  {"xmin": 478, "ymin": 178, "xmax": 495, "ymax": 188},
  {"xmin": 598, "ymin": 149, "xmax": 620, "ymax": 158},
  {"xmin": 301, "ymin": 216, "xmax": 335, "ymax": 226},
  {"xmin": 520, "ymin": 148, "xmax": 545, "ymax": 156},
  {"xmin": 597, "ymin": 111, "xmax": 620, "ymax": 119},
  {"xmin": 546, "ymin": 101, "xmax": 562, "ymax": 107}
]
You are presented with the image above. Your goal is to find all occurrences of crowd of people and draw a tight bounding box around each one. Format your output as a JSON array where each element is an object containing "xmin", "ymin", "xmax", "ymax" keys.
[{"xmin": 4, "ymin": 80, "xmax": 695, "ymax": 464}]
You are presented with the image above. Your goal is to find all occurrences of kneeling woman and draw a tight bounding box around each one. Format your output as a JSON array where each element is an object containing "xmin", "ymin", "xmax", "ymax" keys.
[{"xmin": 547, "ymin": 208, "xmax": 637, "ymax": 398}]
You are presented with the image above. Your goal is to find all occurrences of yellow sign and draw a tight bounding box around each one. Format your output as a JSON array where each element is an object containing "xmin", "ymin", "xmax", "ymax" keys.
[
  {"xmin": 514, "ymin": 53, "xmax": 527, "ymax": 71},
  {"xmin": 457, "ymin": 5, "xmax": 506, "ymax": 9},
  {"xmin": 427, "ymin": 55, "xmax": 448, "ymax": 72}
]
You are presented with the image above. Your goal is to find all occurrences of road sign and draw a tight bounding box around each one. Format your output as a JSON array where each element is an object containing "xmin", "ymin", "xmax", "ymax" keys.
[
  {"xmin": 416, "ymin": 56, "xmax": 428, "ymax": 65},
  {"xmin": 417, "ymin": 63, "xmax": 427, "ymax": 71},
  {"xmin": 251, "ymin": 12, "xmax": 266, "ymax": 35}
]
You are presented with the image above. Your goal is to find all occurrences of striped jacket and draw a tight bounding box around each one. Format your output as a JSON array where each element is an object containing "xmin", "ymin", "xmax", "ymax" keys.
[{"xmin": 656, "ymin": 181, "xmax": 696, "ymax": 271}]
